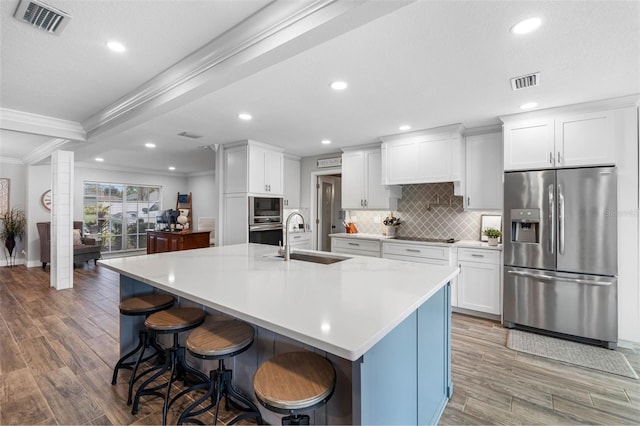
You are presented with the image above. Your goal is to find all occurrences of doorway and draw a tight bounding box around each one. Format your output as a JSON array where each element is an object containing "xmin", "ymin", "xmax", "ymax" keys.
[{"xmin": 316, "ymin": 175, "xmax": 342, "ymax": 251}]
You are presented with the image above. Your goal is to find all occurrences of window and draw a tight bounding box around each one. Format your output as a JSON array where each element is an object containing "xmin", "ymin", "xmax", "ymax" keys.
[{"xmin": 83, "ymin": 182, "xmax": 161, "ymax": 253}]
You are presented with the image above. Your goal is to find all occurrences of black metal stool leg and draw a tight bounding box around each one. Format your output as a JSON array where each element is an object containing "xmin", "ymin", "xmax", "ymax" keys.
[
  {"xmin": 112, "ymin": 328, "xmax": 146, "ymax": 385},
  {"xmin": 131, "ymin": 346, "xmax": 172, "ymax": 415}
]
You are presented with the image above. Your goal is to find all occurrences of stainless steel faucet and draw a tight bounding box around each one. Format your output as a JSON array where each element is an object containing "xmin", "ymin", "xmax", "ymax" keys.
[{"xmin": 284, "ymin": 211, "xmax": 305, "ymax": 261}]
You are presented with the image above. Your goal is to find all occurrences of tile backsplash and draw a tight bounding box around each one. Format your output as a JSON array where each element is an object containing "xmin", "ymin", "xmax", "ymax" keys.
[{"xmin": 346, "ymin": 183, "xmax": 501, "ymax": 241}]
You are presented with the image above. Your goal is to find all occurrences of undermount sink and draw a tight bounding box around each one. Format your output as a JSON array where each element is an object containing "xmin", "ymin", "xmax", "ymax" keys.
[{"xmin": 273, "ymin": 252, "xmax": 351, "ymax": 265}]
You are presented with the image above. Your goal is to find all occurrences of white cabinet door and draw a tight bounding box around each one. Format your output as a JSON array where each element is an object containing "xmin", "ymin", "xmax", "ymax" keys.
[
  {"xmin": 224, "ymin": 145, "xmax": 248, "ymax": 194},
  {"xmin": 465, "ymin": 132, "xmax": 503, "ymax": 210},
  {"xmin": 248, "ymin": 145, "xmax": 267, "ymax": 194},
  {"xmin": 365, "ymin": 150, "xmax": 389, "ymax": 209},
  {"xmin": 283, "ymin": 157, "xmax": 301, "ymax": 208},
  {"xmin": 417, "ymin": 137, "xmax": 452, "ymax": 181},
  {"xmin": 264, "ymin": 149, "xmax": 283, "ymax": 195},
  {"xmin": 223, "ymin": 194, "xmax": 248, "ymax": 245},
  {"xmin": 556, "ymin": 110, "xmax": 615, "ymax": 167},
  {"xmin": 458, "ymin": 260, "xmax": 500, "ymax": 314},
  {"xmin": 385, "ymin": 141, "xmax": 419, "ymax": 184},
  {"xmin": 503, "ymin": 118, "xmax": 555, "ymax": 171},
  {"xmin": 341, "ymin": 151, "xmax": 366, "ymax": 209}
]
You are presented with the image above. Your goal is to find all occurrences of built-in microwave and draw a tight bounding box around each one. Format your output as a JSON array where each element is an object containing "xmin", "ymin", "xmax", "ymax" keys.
[{"xmin": 249, "ymin": 196, "xmax": 283, "ymax": 225}]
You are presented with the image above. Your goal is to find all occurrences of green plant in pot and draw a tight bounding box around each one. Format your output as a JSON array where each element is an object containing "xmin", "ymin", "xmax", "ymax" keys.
[
  {"xmin": 483, "ymin": 228, "xmax": 502, "ymax": 246},
  {"xmin": 1, "ymin": 208, "xmax": 26, "ymax": 258}
]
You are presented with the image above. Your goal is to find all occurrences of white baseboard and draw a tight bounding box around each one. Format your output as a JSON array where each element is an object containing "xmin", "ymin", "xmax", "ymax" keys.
[{"xmin": 0, "ymin": 257, "xmax": 25, "ymax": 267}]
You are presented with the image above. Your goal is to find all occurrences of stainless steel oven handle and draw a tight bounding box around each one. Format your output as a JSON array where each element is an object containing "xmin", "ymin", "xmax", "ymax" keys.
[
  {"xmin": 558, "ymin": 184, "xmax": 565, "ymax": 255},
  {"xmin": 507, "ymin": 270, "xmax": 613, "ymax": 286},
  {"xmin": 249, "ymin": 224, "xmax": 283, "ymax": 232},
  {"xmin": 548, "ymin": 184, "xmax": 555, "ymax": 254}
]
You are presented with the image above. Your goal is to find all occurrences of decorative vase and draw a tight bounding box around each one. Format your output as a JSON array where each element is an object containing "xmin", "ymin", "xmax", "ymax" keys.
[
  {"xmin": 5, "ymin": 235, "xmax": 16, "ymax": 256},
  {"xmin": 382, "ymin": 225, "xmax": 397, "ymax": 237},
  {"xmin": 487, "ymin": 237, "xmax": 499, "ymax": 246}
]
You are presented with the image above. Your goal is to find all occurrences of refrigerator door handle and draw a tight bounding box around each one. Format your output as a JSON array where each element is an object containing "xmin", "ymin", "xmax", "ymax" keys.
[
  {"xmin": 507, "ymin": 270, "xmax": 614, "ymax": 286},
  {"xmin": 548, "ymin": 184, "xmax": 555, "ymax": 254},
  {"xmin": 558, "ymin": 184, "xmax": 565, "ymax": 255}
]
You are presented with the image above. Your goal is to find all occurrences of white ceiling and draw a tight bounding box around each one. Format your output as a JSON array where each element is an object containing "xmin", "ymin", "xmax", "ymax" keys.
[{"xmin": 1, "ymin": 0, "xmax": 639, "ymax": 175}]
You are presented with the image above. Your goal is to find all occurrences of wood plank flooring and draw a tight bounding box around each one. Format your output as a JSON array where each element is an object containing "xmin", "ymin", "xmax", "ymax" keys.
[{"xmin": 1, "ymin": 264, "xmax": 639, "ymax": 425}]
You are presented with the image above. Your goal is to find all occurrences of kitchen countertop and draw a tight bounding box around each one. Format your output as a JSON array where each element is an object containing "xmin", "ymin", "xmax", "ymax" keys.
[
  {"xmin": 330, "ymin": 233, "xmax": 502, "ymax": 250},
  {"xmin": 99, "ymin": 243, "xmax": 458, "ymax": 361}
]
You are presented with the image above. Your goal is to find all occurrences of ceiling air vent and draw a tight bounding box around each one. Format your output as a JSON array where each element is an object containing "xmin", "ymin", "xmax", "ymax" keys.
[
  {"xmin": 510, "ymin": 72, "xmax": 540, "ymax": 90},
  {"xmin": 14, "ymin": 0, "xmax": 71, "ymax": 35},
  {"xmin": 178, "ymin": 131, "xmax": 203, "ymax": 139}
]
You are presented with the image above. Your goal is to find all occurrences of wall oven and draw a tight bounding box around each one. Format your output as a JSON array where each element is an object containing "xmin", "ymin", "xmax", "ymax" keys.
[{"xmin": 248, "ymin": 196, "xmax": 283, "ymax": 246}]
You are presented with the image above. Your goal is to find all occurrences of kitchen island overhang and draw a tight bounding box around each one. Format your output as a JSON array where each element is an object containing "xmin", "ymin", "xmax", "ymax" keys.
[{"xmin": 100, "ymin": 243, "xmax": 459, "ymax": 425}]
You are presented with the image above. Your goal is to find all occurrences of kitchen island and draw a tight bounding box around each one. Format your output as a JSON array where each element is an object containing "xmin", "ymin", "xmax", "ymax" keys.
[{"xmin": 99, "ymin": 243, "xmax": 459, "ymax": 425}]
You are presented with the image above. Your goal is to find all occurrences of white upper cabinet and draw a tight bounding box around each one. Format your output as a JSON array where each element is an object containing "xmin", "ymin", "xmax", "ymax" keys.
[
  {"xmin": 555, "ymin": 110, "xmax": 615, "ymax": 167},
  {"xmin": 381, "ymin": 124, "xmax": 465, "ymax": 185},
  {"xmin": 503, "ymin": 109, "xmax": 616, "ymax": 171},
  {"xmin": 503, "ymin": 118, "xmax": 555, "ymax": 170},
  {"xmin": 223, "ymin": 140, "xmax": 284, "ymax": 195},
  {"xmin": 342, "ymin": 147, "xmax": 401, "ymax": 210},
  {"xmin": 465, "ymin": 131, "xmax": 503, "ymax": 210},
  {"xmin": 283, "ymin": 155, "xmax": 301, "ymax": 208}
]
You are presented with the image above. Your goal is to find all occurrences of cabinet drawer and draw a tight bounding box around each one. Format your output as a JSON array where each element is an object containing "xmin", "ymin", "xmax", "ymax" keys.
[
  {"xmin": 383, "ymin": 242, "xmax": 450, "ymax": 261},
  {"xmin": 457, "ymin": 248, "xmax": 500, "ymax": 264},
  {"xmin": 332, "ymin": 238, "xmax": 380, "ymax": 254}
]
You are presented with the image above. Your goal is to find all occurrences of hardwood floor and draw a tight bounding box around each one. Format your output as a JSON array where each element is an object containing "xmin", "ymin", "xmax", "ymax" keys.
[{"xmin": 1, "ymin": 264, "xmax": 639, "ymax": 425}]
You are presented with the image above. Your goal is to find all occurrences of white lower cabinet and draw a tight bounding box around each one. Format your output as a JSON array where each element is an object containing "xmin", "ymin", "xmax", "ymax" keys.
[
  {"xmin": 331, "ymin": 237, "xmax": 381, "ymax": 257},
  {"xmin": 456, "ymin": 248, "xmax": 501, "ymax": 315},
  {"xmin": 286, "ymin": 232, "xmax": 311, "ymax": 250},
  {"xmin": 382, "ymin": 241, "xmax": 450, "ymax": 266}
]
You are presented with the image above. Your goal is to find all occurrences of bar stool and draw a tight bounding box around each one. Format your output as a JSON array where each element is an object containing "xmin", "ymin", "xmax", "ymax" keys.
[
  {"xmin": 254, "ymin": 352, "xmax": 336, "ymax": 425},
  {"xmin": 111, "ymin": 293, "xmax": 175, "ymax": 404},
  {"xmin": 173, "ymin": 317, "xmax": 263, "ymax": 425},
  {"xmin": 131, "ymin": 307, "xmax": 207, "ymax": 425}
]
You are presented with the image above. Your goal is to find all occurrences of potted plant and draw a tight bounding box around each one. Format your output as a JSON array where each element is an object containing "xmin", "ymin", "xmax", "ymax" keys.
[
  {"xmin": 483, "ymin": 228, "xmax": 502, "ymax": 246},
  {"xmin": 1, "ymin": 208, "xmax": 26, "ymax": 258}
]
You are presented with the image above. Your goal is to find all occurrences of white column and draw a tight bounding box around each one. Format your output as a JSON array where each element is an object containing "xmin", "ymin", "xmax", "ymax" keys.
[{"xmin": 50, "ymin": 150, "xmax": 74, "ymax": 290}]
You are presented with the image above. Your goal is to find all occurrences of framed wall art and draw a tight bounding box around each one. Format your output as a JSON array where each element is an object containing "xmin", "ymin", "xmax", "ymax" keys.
[{"xmin": 0, "ymin": 178, "xmax": 9, "ymax": 215}]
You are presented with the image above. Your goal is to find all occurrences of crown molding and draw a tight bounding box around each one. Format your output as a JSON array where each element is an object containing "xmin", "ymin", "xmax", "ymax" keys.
[
  {"xmin": 0, "ymin": 108, "xmax": 86, "ymax": 141},
  {"xmin": 499, "ymin": 94, "xmax": 640, "ymax": 123},
  {"xmin": 74, "ymin": 161, "xmax": 189, "ymax": 178},
  {"xmin": 23, "ymin": 138, "xmax": 73, "ymax": 165},
  {"xmin": 0, "ymin": 156, "xmax": 24, "ymax": 165}
]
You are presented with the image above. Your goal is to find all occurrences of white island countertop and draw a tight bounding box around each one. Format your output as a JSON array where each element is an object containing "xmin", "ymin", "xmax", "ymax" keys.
[{"xmin": 99, "ymin": 243, "xmax": 458, "ymax": 361}]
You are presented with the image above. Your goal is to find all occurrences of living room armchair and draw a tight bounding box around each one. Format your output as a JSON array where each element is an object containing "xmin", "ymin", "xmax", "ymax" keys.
[{"xmin": 37, "ymin": 221, "xmax": 102, "ymax": 269}]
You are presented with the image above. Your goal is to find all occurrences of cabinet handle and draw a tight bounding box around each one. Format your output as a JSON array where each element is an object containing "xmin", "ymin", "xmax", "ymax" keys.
[
  {"xmin": 348, "ymin": 242, "xmax": 360, "ymax": 246},
  {"xmin": 365, "ymin": 199, "xmax": 368, "ymax": 207},
  {"xmin": 467, "ymin": 197, "xmax": 470, "ymax": 207},
  {"xmin": 549, "ymin": 152, "xmax": 553, "ymax": 164},
  {"xmin": 293, "ymin": 235, "xmax": 301, "ymax": 239},
  {"xmin": 557, "ymin": 151, "xmax": 562, "ymax": 164},
  {"xmin": 471, "ymin": 254, "xmax": 484, "ymax": 257},
  {"xmin": 406, "ymin": 249, "xmax": 421, "ymax": 253},
  {"xmin": 360, "ymin": 199, "xmax": 363, "ymax": 207}
]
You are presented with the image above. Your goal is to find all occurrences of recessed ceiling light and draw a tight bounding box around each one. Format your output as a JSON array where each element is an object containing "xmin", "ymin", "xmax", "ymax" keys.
[
  {"xmin": 330, "ymin": 81, "xmax": 348, "ymax": 90},
  {"xmin": 106, "ymin": 41, "xmax": 126, "ymax": 53},
  {"xmin": 510, "ymin": 17, "xmax": 542, "ymax": 35},
  {"xmin": 238, "ymin": 113, "xmax": 252, "ymax": 121},
  {"xmin": 399, "ymin": 125, "xmax": 411, "ymax": 131},
  {"xmin": 145, "ymin": 143, "xmax": 156, "ymax": 148},
  {"xmin": 95, "ymin": 157, "xmax": 104, "ymax": 162},
  {"xmin": 168, "ymin": 166, "xmax": 176, "ymax": 171},
  {"xmin": 520, "ymin": 102, "xmax": 538, "ymax": 110},
  {"xmin": 321, "ymin": 139, "xmax": 332, "ymax": 145}
]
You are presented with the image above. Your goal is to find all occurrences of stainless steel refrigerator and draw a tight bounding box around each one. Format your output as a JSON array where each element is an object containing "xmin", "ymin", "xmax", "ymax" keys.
[{"xmin": 503, "ymin": 166, "xmax": 618, "ymax": 349}]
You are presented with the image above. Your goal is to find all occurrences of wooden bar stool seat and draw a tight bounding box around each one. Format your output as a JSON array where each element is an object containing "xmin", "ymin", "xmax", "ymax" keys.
[
  {"xmin": 174, "ymin": 317, "xmax": 263, "ymax": 425},
  {"xmin": 112, "ymin": 293, "xmax": 175, "ymax": 404},
  {"xmin": 131, "ymin": 307, "xmax": 207, "ymax": 425},
  {"xmin": 254, "ymin": 352, "xmax": 336, "ymax": 425}
]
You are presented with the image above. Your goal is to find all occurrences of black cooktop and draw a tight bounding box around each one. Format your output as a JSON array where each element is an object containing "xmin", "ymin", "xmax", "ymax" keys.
[{"xmin": 394, "ymin": 237, "xmax": 457, "ymax": 243}]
